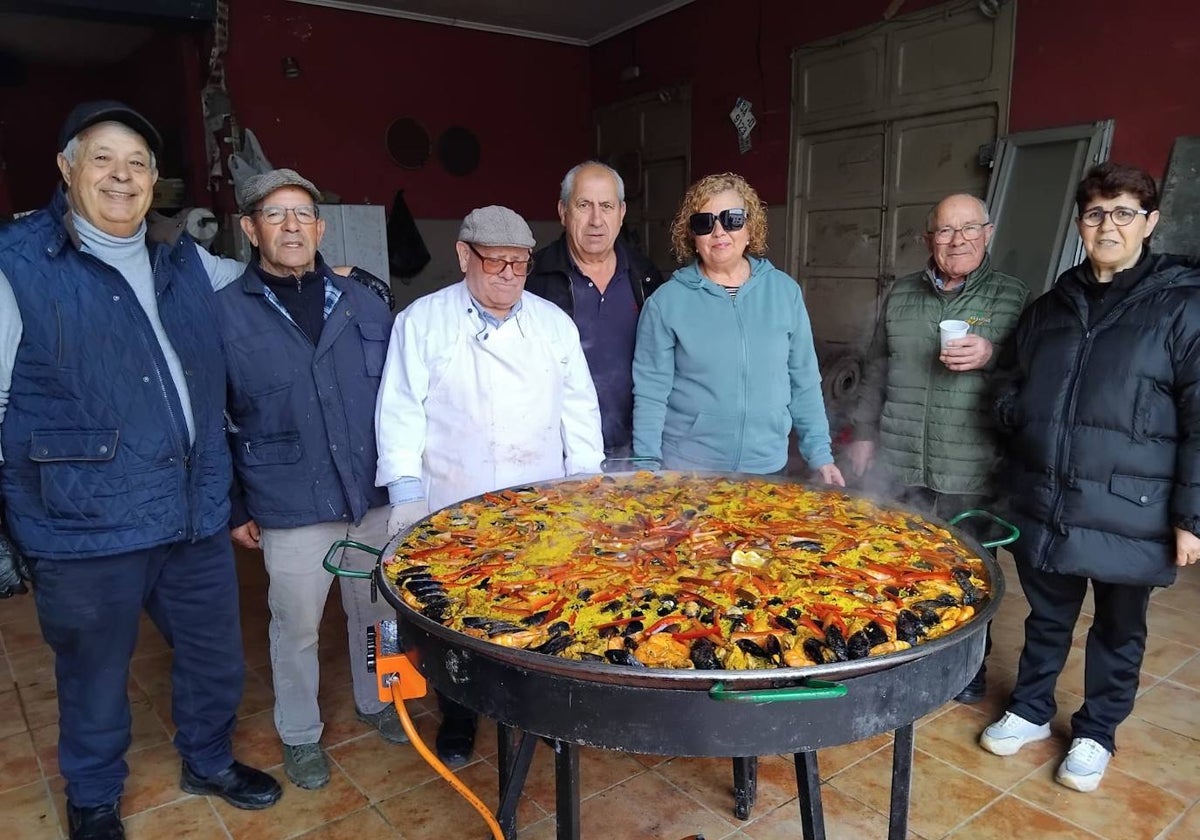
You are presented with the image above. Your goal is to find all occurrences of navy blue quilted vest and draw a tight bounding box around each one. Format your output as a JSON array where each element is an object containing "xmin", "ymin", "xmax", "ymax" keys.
[{"xmin": 0, "ymin": 190, "xmax": 232, "ymax": 559}]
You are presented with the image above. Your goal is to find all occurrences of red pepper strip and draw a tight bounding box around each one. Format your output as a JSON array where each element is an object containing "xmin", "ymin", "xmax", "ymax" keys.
[
  {"xmin": 830, "ymin": 538, "xmax": 859, "ymax": 553},
  {"xmin": 862, "ymin": 562, "xmax": 903, "ymax": 581},
  {"xmin": 644, "ymin": 614, "xmax": 688, "ymax": 636},
  {"xmin": 589, "ymin": 587, "xmax": 624, "ymax": 604},
  {"xmin": 883, "ymin": 589, "xmax": 905, "ymax": 609},
  {"xmin": 902, "ymin": 570, "xmax": 953, "ymax": 583},
  {"xmin": 519, "ymin": 592, "xmax": 559, "ymax": 610},
  {"xmin": 672, "ymin": 625, "xmax": 721, "ymax": 641},
  {"xmin": 543, "ymin": 598, "xmax": 568, "ymax": 624},
  {"xmin": 482, "ymin": 493, "xmax": 506, "ymax": 505},
  {"xmin": 796, "ymin": 616, "xmax": 826, "ymax": 636},
  {"xmin": 491, "ymin": 604, "xmax": 534, "ymax": 616},
  {"xmin": 595, "ymin": 616, "xmax": 641, "ymax": 631},
  {"xmin": 678, "ymin": 576, "xmax": 717, "ymax": 587},
  {"xmin": 677, "ymin": 588, "xmax": 718, "ymax": 608}
]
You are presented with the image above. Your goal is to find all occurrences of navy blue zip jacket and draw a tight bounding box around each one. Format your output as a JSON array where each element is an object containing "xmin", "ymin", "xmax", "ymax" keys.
[
  {"xmin": 0, "ymin": 189, "xmax": 231, "ymax": 559},
  {"xmin": 215, "ymin": 259, "xmax": 390, "ymax": 529}
]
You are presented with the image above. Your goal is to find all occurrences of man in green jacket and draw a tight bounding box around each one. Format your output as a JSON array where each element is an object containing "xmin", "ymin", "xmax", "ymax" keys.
[{"xmin": 847, "ymin": 193, "xmax": 1029, "ymax": 703}]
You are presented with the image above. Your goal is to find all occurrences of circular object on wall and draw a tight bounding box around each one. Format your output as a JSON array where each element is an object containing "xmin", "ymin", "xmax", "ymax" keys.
[
  {"xmin": 437, "ymin": 125, "xmax": 480, "ymax": 176},
  {"xmin": 386, "ymin": 117, "xmax": 431, "ymax": 169}
]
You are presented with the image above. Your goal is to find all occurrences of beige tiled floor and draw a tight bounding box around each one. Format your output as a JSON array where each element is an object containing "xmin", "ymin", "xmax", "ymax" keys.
[{"xmin": 1, "ymin": 549, "xmax": 1197, "ymax": 839}]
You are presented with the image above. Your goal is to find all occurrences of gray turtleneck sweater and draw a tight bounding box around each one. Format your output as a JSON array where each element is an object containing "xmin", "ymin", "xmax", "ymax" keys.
[{"xmin": 0, "ymin": 214, "xmax": 244, "ymax": 463}]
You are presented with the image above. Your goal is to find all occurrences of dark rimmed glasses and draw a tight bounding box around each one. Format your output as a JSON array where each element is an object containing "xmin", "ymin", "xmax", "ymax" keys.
[
  {"xmin": 929, "ymin": 223, "xmax": 988, "ymax": 244},
  {"xmin": 250, "ymin": 205, "xmax": 320, "ymax": 225},
  {"xmin": 467, "ymin": 243, "xmax": 533, "ymax": 277},
  {"xmin": 1079, "ymin": 206, "xmax": 1149, "ymax": 227},
  {"xmin": 689, "ymin": 208, "xmax": 747, "ymax": 237}
]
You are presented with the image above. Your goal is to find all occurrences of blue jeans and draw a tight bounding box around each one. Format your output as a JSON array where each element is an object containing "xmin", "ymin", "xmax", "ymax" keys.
[{"xmin": 32, "ymin": 532, "xmax": 244, "ymax": 806}]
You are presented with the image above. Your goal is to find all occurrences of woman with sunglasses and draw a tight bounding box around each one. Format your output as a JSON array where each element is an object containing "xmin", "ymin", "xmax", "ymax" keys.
[
  {"xmin": 632, "ymin": 172, "xmax": 843, "ymax": 485},
  {"xmin": 980, "ymin": 162, "xmax": 1200, "ymax": 792}
]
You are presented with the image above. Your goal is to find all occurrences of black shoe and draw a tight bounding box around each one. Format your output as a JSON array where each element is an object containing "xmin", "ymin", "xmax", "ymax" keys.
[
  {"xmin": 67, "ymin": 801, "xmax": 124, "ymax": 840},
  {"xmin": 180, "ymin": 760, "xmax": 283, "ymax": 810},
  {"xmin": 435, "ymin": 715, "xmax": 478, "ymax": 767},
  {"xmin": 954, "ymin": 670, "xmax": 987, "ymax": 704}
]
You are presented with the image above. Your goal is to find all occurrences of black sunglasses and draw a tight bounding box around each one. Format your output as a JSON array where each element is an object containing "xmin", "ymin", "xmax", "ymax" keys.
[{"xmin": 689, "ymin": 208, "xmax": 748, "ymax": 236}]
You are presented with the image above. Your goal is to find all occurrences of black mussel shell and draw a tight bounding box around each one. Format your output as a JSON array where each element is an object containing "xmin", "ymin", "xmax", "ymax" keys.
[
  {"xmin": 533, "ymin": 634, "xmax": 573, "ymax": 656},
  {"xmin": 895, "ymin": 610, "xmax": 923, "ymax": 645},
  {"xmin": 803, "ymin": 637, "xmax": 830, "ymax": 664},
  {"xmin": 846, "ymin": 630, "xmax": 871, "ymax": 660},
  {"xmin": 605, "ymin": 649, "xmax": 645, "ymax": 667},
  {"xmin": 690, "ymin": 637, "xmax": 721, "ymax": 670},
  {"xmin": 824, "ymin": 625, "xmax": 849, "ymax": 661},
  {"xmin": 546, "ymin": 621, "xmax": 571, "ymax": 636},
  {"xmin": 863, "ymin": 620, "xmax": 889, "ymax": 648}
]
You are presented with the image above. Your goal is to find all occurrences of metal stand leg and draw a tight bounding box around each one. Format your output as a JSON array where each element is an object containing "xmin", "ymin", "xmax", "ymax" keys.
[
  {"xmin": 554, "ymin": 740, "xmax": 581, "ymax": 840},
  {"xmin": 793, "ymin": 751, "xmax": 825, "ymax": 840},
  {"xmin": 888, "ymin": 723, "xmax": 915, "ymax": 840},
  {"xmin": 731, "ymin": 756, "xmax": 758, "ymax": 820},
  {"xmin": 496, "ymin": 724, "xmax": 537, "ymax": 840}
]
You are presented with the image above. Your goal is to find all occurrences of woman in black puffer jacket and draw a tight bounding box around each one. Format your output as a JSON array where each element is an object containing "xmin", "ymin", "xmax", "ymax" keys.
[{"xmin": 979, "ymin": 163, "xmax": 1200, "ymax": 793}]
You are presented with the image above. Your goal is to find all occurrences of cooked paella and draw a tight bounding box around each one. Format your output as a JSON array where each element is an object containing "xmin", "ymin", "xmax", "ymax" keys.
[{"xmin": 381, "ymin": 472, "xmax": 989, "ymax": 670}]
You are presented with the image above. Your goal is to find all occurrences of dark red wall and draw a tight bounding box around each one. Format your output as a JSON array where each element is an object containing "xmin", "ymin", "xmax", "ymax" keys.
[
  {"xmin": 591, "ymin": 0, "xmax": 1199, "ymax": 204},
  {"xmin": 1007, "ymin": 0, "xmax": 1199, "ymax": 175},
  {"xmin": 0, "ymin": 31, "xmax": 200, "ymax": 213},
  {"xmin": 223, "ymin": 0, "xmax": 592, "ymax": 221}
]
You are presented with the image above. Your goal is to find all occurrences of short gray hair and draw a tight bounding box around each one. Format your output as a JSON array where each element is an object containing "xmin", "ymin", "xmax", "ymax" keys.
[
  {"xmin": 926, "ymin": 194, "xmax": 989, "ymax": 232},
  {"xmin": 560, "ymin": 161, "xmax": 625, "ymax": 205},
  {"xmin": 61, "ymin": 122, "xmax": 158, "ymax": 171}
]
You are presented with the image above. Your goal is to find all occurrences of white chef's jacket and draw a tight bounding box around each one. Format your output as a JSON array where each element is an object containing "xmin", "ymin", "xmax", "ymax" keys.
[{"xmin": 374, "ymin": 280, "xmax": 604, "ymax": 511}]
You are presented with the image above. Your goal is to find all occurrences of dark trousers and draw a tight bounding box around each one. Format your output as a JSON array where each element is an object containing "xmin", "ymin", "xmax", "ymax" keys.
[
  {"xmin": 1009, "ymin": 560, "xmax": 1151, "ymax": 753},
  {"xmin": 32, "ymin": 532, "xmax": 244, "ymax": 807}
]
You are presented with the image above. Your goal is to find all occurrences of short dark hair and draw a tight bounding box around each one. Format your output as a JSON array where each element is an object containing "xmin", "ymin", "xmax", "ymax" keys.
[{"xmin": 1075, "ymin": 162, "xmax": 1159, "ymax": 215}]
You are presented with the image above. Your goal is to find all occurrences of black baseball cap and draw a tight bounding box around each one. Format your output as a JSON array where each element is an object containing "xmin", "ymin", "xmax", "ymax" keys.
[{"xmin": 58, "ymin": 100, "xmax": 163, "ymax": 155}]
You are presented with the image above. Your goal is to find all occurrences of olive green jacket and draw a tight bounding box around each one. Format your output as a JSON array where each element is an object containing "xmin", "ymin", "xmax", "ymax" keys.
[{"xmin": 851, "ymin": 255, "xmax": 1029, "ymax": 494}]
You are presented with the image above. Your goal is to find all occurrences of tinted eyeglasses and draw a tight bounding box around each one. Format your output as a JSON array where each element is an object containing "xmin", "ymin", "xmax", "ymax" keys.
[
  {"xmin": 467, "ymin": 243, "xmax": 533, "ymax": 277},
  {"xmin": 689, "ymin": 208, "xmax": 747, "ymax": 237},
  {"xmin": 1079, "ymin": 206, "xmax": 1149, "ymax": 227},
  {"xmin": 250, "ymin": 205, "xmax": 320, "ymax": 225}
]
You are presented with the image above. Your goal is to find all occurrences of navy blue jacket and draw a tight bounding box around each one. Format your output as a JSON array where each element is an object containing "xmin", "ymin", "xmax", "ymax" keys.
[
  {"xmin": 215, "ymin": 260, "xmax": 391, "ymax": 529},
  {"xmin": 0, "ymin": 190, "xmax": 231, "ymax": 559}
]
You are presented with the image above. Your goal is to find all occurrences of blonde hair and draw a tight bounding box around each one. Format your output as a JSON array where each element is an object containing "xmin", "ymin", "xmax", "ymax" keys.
[{"xmin": 669, "ymin": 172, "xmax": 768, "ymax": 264}]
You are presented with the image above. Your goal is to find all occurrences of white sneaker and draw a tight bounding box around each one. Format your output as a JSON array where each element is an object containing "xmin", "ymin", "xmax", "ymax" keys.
[
  {"xmin": 979, "ymin": 711, "xmax": 1052, "ymax": 756},
  {"xmin": 1056, "ymin": 737, "xmax": 1111, "ymax": 792}
]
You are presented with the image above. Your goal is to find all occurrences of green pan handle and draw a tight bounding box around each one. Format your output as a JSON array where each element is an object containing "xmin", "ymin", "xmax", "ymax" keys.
[
  {"xmin": 321, "ymin": 539, "xmax": 382, "ymax": 579},
  {"xmin": 708, "ymin": 678, "xmax": 847, "ymax": 703},
  {"xmin": 949, "ymin": 509, "xmax": 1020, "ymax": 549}
]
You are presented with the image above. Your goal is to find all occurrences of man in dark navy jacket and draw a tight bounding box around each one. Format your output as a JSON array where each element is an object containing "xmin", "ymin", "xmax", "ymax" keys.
[
  {"xmin": 0, "ymin": 102, "xmax": 280, "ymax": 840},
  {"xmin": 525, "ymin": 161, "xmax": 663, "ymax": 460},
  {"xmin": 217, "ymin": 169, "xmax": 401, "ymax": 792}
]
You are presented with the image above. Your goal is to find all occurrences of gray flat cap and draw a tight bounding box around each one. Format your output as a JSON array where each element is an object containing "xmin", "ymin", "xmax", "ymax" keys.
[
  {"xmin": 238, "ymin": 168, "xmax": 321, "ymax": 214},
  {"xmin": 458, "ymin": 205, "xmax": 535, "ymax": 249}
]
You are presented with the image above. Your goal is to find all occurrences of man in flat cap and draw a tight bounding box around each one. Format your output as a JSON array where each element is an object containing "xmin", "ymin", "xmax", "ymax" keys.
[
  {"xmin": 215, "ymin": 168, "xmax": 403, "ymax": 791},
  {"xmin": 0, "ymin": 101, "xmax": 280, "ymax": 839},
  {"xmin": 375, "ymin": 205, "xmax": 603, "ymax": 764}
]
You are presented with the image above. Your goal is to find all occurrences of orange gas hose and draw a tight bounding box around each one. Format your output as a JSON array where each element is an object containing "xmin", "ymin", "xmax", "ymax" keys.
[{"xmin": 388, "ymin": 681, "xmax": 505, "ymax": 840}]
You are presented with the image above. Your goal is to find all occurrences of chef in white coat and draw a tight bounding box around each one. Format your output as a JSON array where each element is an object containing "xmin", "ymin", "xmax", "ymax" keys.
[{"xmin": 374, "ymin": 204, "xmax": 603, "ymax": 765}]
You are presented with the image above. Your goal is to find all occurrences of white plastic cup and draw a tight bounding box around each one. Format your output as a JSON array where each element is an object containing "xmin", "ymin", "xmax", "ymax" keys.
[{"xmin": 939, "ymin": 319, "xmax": 970, "ymax": 349}]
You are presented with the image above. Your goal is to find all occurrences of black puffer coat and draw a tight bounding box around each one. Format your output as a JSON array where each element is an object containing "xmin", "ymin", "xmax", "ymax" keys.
[{"xmin": 998, "ymin": 254, "xmax": 1200, "ymax": 586}]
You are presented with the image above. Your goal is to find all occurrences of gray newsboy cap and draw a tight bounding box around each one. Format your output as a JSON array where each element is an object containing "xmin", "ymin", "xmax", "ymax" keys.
[
  {"xmin": 458, "ymin": 205, "xmax": 535, "ymax": 249},
  {"xmin": 238, "ymin": 168, "xmax": 321, "ymax": 213}
]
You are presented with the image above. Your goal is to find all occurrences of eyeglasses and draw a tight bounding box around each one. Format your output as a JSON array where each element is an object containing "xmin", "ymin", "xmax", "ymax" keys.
[
  {"xmin": 1079, "ymin": 206, "xmax": 1149, "ymax": 227},
  {"xmin": 689, "ymin": 208, "xmax": 747, "ymax": 237},
  {"xmin": 250, "ymin": 205, "xmax": 320, "ymax": 225},
  {"xmin": 467, "ymin": 243, "xmax": 533, "ymax": 277},
  {"xmin": 929, "ymin": 223, "xmax": 988, "ymax": 244}
]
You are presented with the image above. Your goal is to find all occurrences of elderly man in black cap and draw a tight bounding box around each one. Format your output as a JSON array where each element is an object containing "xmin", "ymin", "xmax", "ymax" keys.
[
  {"xmin": 375, "ymin": 205, "xmax": 603, "ymax": 764},
  {"xmin": 0, "ymin": 101, "xmax": 280, "ymax": 839},
  {"xmin": 216, "ymin": 168, "xmax": 402, "ymax": 791}
]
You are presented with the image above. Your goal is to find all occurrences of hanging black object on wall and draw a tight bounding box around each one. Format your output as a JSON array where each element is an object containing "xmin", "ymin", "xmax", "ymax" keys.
[{"xmin": 388, "ymin": 189, "xmax": 431, "ymax": 280}]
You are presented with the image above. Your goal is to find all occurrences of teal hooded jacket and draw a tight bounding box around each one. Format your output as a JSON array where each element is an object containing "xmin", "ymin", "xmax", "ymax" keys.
[{"xmin": 632, "ymin": 256, "xmax": 833, "ymax": 473}]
